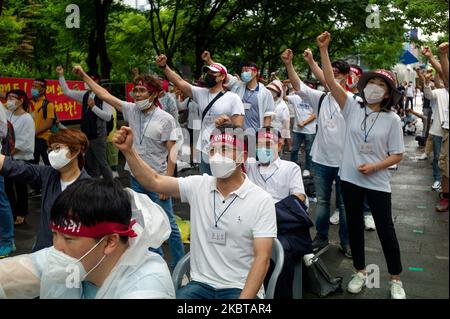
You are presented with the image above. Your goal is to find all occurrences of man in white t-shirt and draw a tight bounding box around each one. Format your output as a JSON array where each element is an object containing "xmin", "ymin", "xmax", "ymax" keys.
[
  {"xmin": 246, "ymin": 127, "xmax": 307, "ymax": 204},
  {"xmin": 202, "ymin": 51, "xmax": 275, "ymax": 134},
  {"xmin": 72, "ymin": 66, "xmax": 185, "ymax": 270},
  {"xmin": 405, "ymin": 81, "xmax": 415, "ymax": 110},
  {"xmin": 287, "ymin": 92, "xmax": 316, "ymax": 177},
  {"xmin": 112, "ymin": 124, "xmax": 277, "ymax": 299},
  {"xmin": 281, "ymin": 49, "xmax": 352, "ymax": 258},
  {"xmin": 156, "ymin": 54, "xmax": 245, "ymax": 175}
]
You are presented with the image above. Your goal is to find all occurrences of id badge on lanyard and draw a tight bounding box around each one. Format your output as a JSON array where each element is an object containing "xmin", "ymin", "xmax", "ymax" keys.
[
  {"xmin": 359, "ymin": 142, "xmax": 374, "ymax": 154},
  {"xmin": 208, "ymin": 227, "xmax": 226, "ymax": 245}
]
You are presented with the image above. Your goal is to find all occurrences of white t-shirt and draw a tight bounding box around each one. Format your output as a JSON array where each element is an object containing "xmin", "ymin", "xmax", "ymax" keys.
[
  {"xmin": 121, "ymin": 103, "xmax": 178, "ymax": 175},
  {"xmin": 271, "ymin": 99, "xmax": 291, "ymax": 138},
  {"xmin": 245, "ymin": 158, "xmax": 306, "ymax": 203},
  {"xmin": 191, "ymin": 87, "xmax": 245, "ymax": 154},
  {"xmin": 406, "ymin": 85, "xmax": 414, "ymax": 97},
  {"xmin": 340, "ymin": 97, "xmax": 405, "ymax": 193},
  {"xmin": 6, "ymin": 111, "xmax": 35, "ymax": 160},
  {"xmin": 288, "ymin": 94, "xmax": 317, "ymax": 135},
  {"xmin": 178, "ymin": 174, "xmax": 277, "ymax": 299},
  {"xmin": 429, "ymin": 99, "xmax": 444, "ymax": 137},
  {"xmin": 296, "ymin": 82, "xmax": 350, "ymax": 167},
  {"xmin": 60, "ymin": 178, "xmax": 78, "ymax": 192}
]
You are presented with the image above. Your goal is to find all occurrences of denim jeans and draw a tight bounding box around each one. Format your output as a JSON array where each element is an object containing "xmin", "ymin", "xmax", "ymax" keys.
[
  {"xmin": 131, "ymin": 176, "xmax": 185, "ymax": 269},
  {"xmin": 312, "ymin": 162, "xmax": 349, "ymax": 245},
  {"xmin": 291, "ymin": 132, "xmax": 315, "ymax": 171},
  {"xmin": 177, "ymin": 281, "xmax": 243, "ymax": 299},
  {"xmin": 0, "ymin": 176, "xmax": 14, "ymax": 247},
  {"xmin": 432, "ymin": 135, "xmax": 443, "ymax": 182}
]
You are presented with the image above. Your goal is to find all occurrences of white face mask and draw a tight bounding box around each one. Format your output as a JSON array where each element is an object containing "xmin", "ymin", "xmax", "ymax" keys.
[
  {"xmin": 45, "ymin": 237, "xmax": 106, "ymax": 285},
  {"xmin": 6, "ymin": 99, "xmax": 18, "ymax": 111},
  {"xmin": 135, "ymin": 99, "xmax": 153, "ymax": 111},
  {"xmin": 48, "ymin": 147, "xmax": 72, "ymax": 170},
  {"xmin": 209, "ymin": 153, "xmax": 238, "ymax": 179},
  {"xmin": 364, "ymin": 83, "xmax": 386, "ymax": 104}
]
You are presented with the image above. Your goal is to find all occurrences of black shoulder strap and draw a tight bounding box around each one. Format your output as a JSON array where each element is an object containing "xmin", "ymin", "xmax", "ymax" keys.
[
  {"xmin": 202, "ymin": 91, "xmax": 225, "ymax": 122},
  {"xmin": 317, "ymin": 92, "xmax": 327, "ymax": 115},
  {"xmin": 41, "ymin": 99, "xmax": 50, "ymax": 120}
]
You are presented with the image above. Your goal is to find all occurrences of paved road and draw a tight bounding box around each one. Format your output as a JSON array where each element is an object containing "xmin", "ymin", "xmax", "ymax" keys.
[{"xmin": 11, "ymin": 111, "xmax": 448, "ymax": 299}]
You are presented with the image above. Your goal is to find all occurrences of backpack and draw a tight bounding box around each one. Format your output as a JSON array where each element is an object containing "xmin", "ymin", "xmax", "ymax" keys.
[
  {"xmin": 41, "ymin": 99, "xmax": 60, "ymax": 134},
  {"xmin": 1, "ymin": 121, "xmax": 15, "ymax": 157}
]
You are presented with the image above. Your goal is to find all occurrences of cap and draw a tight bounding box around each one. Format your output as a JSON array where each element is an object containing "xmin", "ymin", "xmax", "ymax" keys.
[
  {"xmin": 358, "ymin": 69, "xmax": 402, "ymax": 107},
  {"xmin": 202, "ymin": 63, "xmax": 228, "ymax": 77}
]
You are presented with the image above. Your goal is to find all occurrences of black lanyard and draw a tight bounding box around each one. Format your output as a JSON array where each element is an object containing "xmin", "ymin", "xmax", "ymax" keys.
[
  {"xmin": 363, "ymin": 106, "xmax": 381, "ymax": 142},
  {"xmin": 138, "ymin": 109, "xmax": 155, "ymax": 145},
  {"xmin": 258, "ymin": 166, "xmax": 279, "ymax": 183},
  {"xmin": 213, "ymin": 191, "xmax": 238, "ymax": 228}
]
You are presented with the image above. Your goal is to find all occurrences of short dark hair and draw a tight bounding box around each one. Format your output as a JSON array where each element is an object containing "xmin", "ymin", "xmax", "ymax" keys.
[
  {"xmin": 51, "ymin": 179, "xmax": 132, "ymax": 243},
  {"xmin": 331, "ymin": 60, "xmax": 350, "ymax": 75},
  {"xmin": 6, "ymin": 89, "xmax": 29, "ymax": 111},
  {"xmin": 34, "ymin": 78, "xmax": 47, "ymax": 88},
  {"xmin": 256, "ymin": 126, "xmax": 282, "ymax": 143},
  {"xmin": 241, "ymin": 62, "xmax": 258, "ymax": 71},
  {"xmin": 212, "ymin": 123, "xmax": 249, "ymax": 152}
]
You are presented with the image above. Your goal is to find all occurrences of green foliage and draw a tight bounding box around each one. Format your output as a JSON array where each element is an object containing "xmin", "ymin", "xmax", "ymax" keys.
[{"xmin": 1, "ymin": 0, "xmax": 448, "ymax": 81}]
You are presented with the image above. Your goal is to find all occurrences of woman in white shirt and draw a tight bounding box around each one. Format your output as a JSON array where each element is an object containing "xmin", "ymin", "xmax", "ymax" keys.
[
  {"xmin": 317, "ymin": 31, "xmax": 406, "ymax": 299},
  {"xmin": 3, "ymin": 90, "xmax": 35, "ymax": 226},
  {"xmin": 266, "ymin": 80, "xmax": 290, "ymax": 145}
]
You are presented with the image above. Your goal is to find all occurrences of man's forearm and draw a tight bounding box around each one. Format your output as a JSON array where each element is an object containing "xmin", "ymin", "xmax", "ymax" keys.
[
  {"xmin": 307, "ymin": 59, "xmax": 327, "ymax": 88},
  {"xmin": 285, "ymin": 62, "xmax": 301, "ymax": 92},
  {"xmin": 166, "ymin": 141, "xmax": 177, "ymax": 177},
  {"xmin": 239, "ymin": 256, "xmax": 270, "ymax": 299},
  {"xmin": 439, "ymin": 52, "xmax": 449, "ymax": 84},
  {"xmin": 303, "ymin": 114, "xmax": 317, "ymax": 126}
]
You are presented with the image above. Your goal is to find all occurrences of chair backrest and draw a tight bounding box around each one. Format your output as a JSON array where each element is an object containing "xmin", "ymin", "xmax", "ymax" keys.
[
  {"xmin": 172, "ymin": 252, "xmax": 191, "ymax": 291},
  {"xmin": 171, "ymin": 238, "xmax": 285, "ymax": 299},
  {"xmin": 265, "ymin": 237, "xmax": 285, "ymax": 299}
]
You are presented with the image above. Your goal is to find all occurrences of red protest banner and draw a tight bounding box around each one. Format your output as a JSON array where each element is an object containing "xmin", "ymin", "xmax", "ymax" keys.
[
  {"xmin": 125, "ymin": 82, "xmax": 134, "ymax": 102},
  {"xmin": 0, "ymin": 77, "xmax": 85, "ymax": 121}
]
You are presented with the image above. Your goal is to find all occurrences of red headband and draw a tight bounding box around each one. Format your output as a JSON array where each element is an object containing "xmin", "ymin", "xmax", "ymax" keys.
[
  {"xmin": 51, "ymin": 219, "xmax": 138, "ymax": 238},
  {"xmin": 257, "ymin": 131, "xmax": 278, "ymax": 143},
  {"xmin": 135, "ymin": 81, "xmax": 161, "ymax": 94},
  {"xmin": 210, "ymin": 133, "xmax": 246, "ymax": 151},
  {"xmin": 6, "ymin": 93, "xmax": 24, "ymax": 101},
  {"xmin": 374, "ymin": 69, "xmax": 394, "ymax": 83},
  {"xmin": 350, "ymin": 67, "xmax": 362, "ymax": 77}
]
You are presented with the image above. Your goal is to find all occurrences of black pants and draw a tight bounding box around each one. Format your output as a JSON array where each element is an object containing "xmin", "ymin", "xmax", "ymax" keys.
[
  {"xmin": 341, "ymin": 181, "xmax": 402, "ymax": 275},
  {"xmin": 405, "ymin": 97, "xmax": 414, "ymax": 110},
  {"xmin": 5, "ymin": 170, "xmax": 31, "ymax": 218},
  {"xmin": 33, "ymin": 138, "xmax": 50, "ymax": 166}
]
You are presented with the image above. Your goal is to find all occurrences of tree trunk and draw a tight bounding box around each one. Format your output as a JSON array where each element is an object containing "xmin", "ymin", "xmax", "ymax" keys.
[
  {"xmin": 96, "ymin": 0, "xmax": 112, "ymax": 80},
  {"xmin": 86, "ymin": 28, "xmax": 99, "ymax": 75},
  {"xmin": 0, "ymin": 0, "xmax": 4, "ymax": 16}
]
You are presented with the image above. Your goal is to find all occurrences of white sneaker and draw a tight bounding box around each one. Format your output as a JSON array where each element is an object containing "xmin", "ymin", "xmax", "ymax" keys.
[
  {"xmin": 347, "ymin": 272, "xmax": 367, "ymax": 294},
  {"xmin": 364, "ymin": 215, "xmax": 376, "ymax": 231},
  {"xmin": 390, "ymin": 280, "xmax": 406, "ymax": 299},
  {"xmin": 329, "ymin": 209, "xmax": 340, "ymax": 225},
  {"xmin": 432, "ymin": 180, "xmax": 441, "ymax": 191},
  {"xmin": 388, "ymin": 164, "xmax": 398, "ymax": 170},
  {"xmin": 303, "ymin": 170, "xmax": 311, "ymax": 177},
  {"xmin": 416, "ymin": 153, "xmax": 428, "ymax": 160}
]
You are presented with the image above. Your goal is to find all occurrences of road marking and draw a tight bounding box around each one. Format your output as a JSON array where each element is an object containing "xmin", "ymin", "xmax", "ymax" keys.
[{"xmin": 435, "ymin": 256, "xmax": 449, "ymax": 260}]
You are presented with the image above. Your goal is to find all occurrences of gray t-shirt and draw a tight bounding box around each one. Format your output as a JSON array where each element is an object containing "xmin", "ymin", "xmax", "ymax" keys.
[
  {"xmin": 122, "ymin": 102, "xmax": 178, "ymax": 175},
  {"xmin": 339, "ymin": 97, "xmax": 405, "ymax": 193},
  {"xmin": 243, "ymin": 84, "xmax": 261, "ymax": 132}
]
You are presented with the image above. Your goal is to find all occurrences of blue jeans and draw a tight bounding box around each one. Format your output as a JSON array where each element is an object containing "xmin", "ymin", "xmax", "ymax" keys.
[
  {"xmin": 0, "ymin": 176, "xmax": 14, "ymax": 247},
  {"xmin": 312, "ymin": 162, "xmax": 349, "ymax": 245},
  {"xmin": 199, "ymin": 152, "xmax": 212, "ymax": 175},
  {"xmin": 432, "ymin": 135, "xmax": 442, "ymax": 182},
  {"xmin": 177, "ymin": 281, "xmax": 243, "ymax": 299},
  {"xmin": 291, "ymin": 132, "xmax": 315, "ymax": 171},
  {"xmin": 131, "ymin": 176, "xmax": 185, "ymax": 269}
]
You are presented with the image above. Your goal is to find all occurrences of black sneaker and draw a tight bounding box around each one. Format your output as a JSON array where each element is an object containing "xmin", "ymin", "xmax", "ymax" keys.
[
  {"xmin": 312, "ymin": 236, "xmax": 329, "ymax": 251},
  {"xmin": 340, "ymin": 244, "xmax": 352, "ymax": 258}
]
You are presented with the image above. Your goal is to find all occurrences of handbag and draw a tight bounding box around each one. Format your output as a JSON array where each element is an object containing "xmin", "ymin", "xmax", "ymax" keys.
[{"xmin": 303, "ymin": 249, "xmax": 343, "ymax": 297}]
